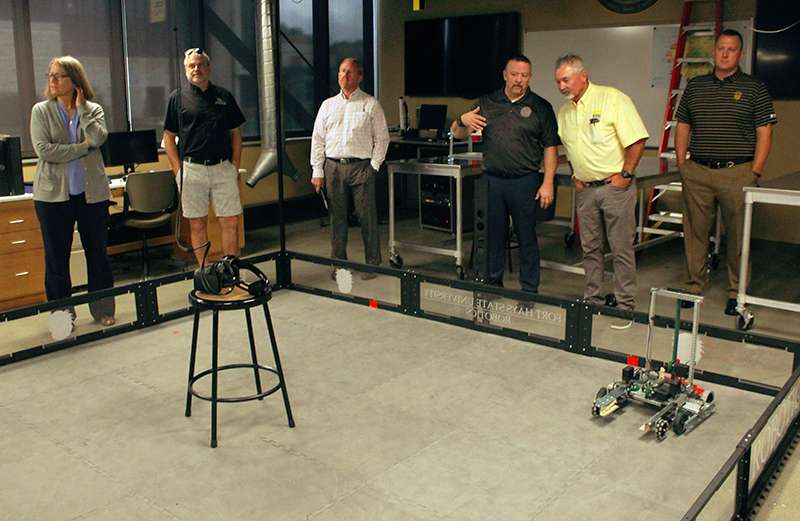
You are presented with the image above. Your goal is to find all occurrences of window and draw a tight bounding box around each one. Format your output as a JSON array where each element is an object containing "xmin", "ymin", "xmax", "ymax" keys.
[
  {"xmin": 0, "ymin": 2, "xmax": 26, "ymax": 145},
  {"xmin": 280, "ymin": 0, "xmax": 315, "ymax": 136},
  {"xmin": 125, "ymin": 1, "xmax": 179, "ymax": 140},
  {"xmin": 328, "ymin": 1, "xmax": 364, "ymax": 92},
  {"xmin": 9, "ymin": 0, "xmax": 126, "ymax": 154},
  {"xmin": 204, "ymin": 0, "xmax": 260, "ymax": 139},
  {"xmin": 2, "ymin": 0, "xmax": 374, "ymax": 156},
  {"xmin": 280, "ymin": 0, "xmax": 373, "ymax": 136}
]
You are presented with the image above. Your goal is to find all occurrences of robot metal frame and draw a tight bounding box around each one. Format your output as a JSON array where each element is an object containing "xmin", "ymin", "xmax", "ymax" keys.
[{"xmin": 592, "ymin": 288, "xmax": 716, "ymax": 441}]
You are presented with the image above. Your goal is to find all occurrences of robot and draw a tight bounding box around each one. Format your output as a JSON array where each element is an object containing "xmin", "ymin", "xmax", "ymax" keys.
[{"xmin": 592, "ymin": 288, "xmax": 716, "ymax": 441}]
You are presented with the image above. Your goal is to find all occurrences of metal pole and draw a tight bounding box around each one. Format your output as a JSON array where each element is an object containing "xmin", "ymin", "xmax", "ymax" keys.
[
  {"xmin": 734, "ymin": 446, "xmax": 751, "ymax": 520},
  {"xmin": 120, "ymin": 0, "xmax": 133, "ymax": 130},
  {"xmin": 736, "ymin": 193, "xmax": 754, "ymax": 312},
  {"xmin": 644, "ymin": 288, "xmax": 657, "ymax": 370},
  {"xmin": 272, "ymin": 0, "xmax": 287, "ymax": 254},
  {"xmin": 689, "ymin": 301, "xmax": 700, "ymax": 386},
  {"xmin": 671, "ymin": 299, "xmax": 680, "ymax": 365}
]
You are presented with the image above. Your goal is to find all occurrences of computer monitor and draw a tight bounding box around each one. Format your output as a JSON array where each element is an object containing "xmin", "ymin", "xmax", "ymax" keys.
[
  {"xmin": 0, "ymin": 135, "xmax": 23, "ymax": 196},
  {"xmin": 417, "ymin": 104, "xmax": 448, "ymax": 136},
  {"xmin": 101, "ymin": 129, "xmax": 159, "ymax": 173}
]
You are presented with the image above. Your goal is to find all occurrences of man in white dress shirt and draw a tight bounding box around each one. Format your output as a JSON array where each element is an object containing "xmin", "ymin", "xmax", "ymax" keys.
[{"xmin": 310, "ymin": 57, "xmax": 389, "ymax": 278}]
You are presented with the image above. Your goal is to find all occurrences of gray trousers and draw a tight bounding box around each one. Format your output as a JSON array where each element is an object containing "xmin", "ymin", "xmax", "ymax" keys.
[
  {"xmin": 575, "ymin": 180, "xmax": 637, "ymax": 310},
  {"xmin": 324, "ymin": 158, "xmax": 381, "ymax": 266}
]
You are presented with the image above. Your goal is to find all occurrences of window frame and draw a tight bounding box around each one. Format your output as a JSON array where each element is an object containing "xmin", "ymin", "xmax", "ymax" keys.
[{"xmin": 6, "ymin": 0, "xmax": 375, "ymax": 156}]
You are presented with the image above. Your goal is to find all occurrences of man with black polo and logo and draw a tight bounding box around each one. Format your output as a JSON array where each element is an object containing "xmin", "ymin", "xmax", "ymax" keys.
[
  {"xmin": 451, "ymin": 54, "xmax": 559, "ymax": 300},
  {"xmin": 675, "ymin": 29, "xmax": 777, "ymax": 315},
  {"xmin": 163, "ymin": 48, "xmax": 246, "ymax": 265},
  {"xmin": 310, "ymin": 57, "xmax": 389, "ymax": 279}
]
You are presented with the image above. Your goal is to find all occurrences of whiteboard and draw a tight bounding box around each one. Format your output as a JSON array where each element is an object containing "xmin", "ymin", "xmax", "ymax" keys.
[{"xmin": 524, "ymin": 21, "xmax": 752, "ymax": 148}]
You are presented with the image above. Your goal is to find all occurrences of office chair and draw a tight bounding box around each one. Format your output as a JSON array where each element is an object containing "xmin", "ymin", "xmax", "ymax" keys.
[{"xmin": 121, "ymin": 171, "xmax": 178, "ymax": 278}]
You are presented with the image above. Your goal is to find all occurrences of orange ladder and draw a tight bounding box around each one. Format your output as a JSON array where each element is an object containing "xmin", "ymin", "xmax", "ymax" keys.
[
  {"xmin": 644, "ymin": 0, "xmax": 723, "ymax": 253},
  {"xmin": 658, "ymin": 0, "xmax": 722, "ymax": 166}
]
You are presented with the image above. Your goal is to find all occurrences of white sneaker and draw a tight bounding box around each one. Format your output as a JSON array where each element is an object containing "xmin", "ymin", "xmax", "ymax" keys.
[{"xmin": 609, "ymin": 319, "xmax": 633, "ymax": 330}]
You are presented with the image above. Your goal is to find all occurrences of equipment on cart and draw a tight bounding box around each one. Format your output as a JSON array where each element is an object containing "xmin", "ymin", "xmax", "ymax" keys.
[{"xmin": 591, "ymin": 288, "xmax": 716, "ymax": 441}]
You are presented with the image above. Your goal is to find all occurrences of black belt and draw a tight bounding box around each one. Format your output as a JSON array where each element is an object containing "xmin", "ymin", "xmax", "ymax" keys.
[
  {"xmin": 184, "ymin": 156, "xmax": 226, "ymax": 166},
  {"xmin": 486, "ymin": 171, "xmax": 537, "ymax": 179},
  {"xmin": 327, "ymin": 157, "xmax": 367, "ymax": 164},
  {"xmin": 583, "ymin": 176, "xmax": 614, "ymax": 187},
  {"xmin": 692, "ymin": 157, "xmax": 753, "ymax": 169}
]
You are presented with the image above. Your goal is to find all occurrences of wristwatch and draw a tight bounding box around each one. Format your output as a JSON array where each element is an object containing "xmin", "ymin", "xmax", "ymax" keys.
[
  {"xmin": 620, "ymin": 169, "xmax": 635, "ymax": 179},
  {"xmin": 456, "ymin": 115, "xmax": 466, "ymax": 128}
]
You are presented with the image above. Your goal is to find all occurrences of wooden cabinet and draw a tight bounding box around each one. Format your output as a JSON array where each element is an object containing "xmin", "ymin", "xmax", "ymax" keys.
[{"xmin": 0, "ymin": 199, "xmax": 45, "ymax": 310}]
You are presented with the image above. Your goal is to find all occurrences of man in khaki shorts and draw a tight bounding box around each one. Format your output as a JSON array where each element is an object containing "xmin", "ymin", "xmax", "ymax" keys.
[{"xmin": 163, "ymin": 48, "xmax": 246, "ymax": 264}]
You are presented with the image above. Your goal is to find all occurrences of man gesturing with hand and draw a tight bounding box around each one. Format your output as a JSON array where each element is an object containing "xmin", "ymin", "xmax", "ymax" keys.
[{"xmin": 451, "ymin": 54, "xmax": 559, "ymax": 296}]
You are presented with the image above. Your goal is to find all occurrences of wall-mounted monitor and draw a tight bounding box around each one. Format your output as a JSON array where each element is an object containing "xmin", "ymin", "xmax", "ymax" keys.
[
  {"xmin": 754, "ymin": 3, "xmax": 800, "ymax": 99},
  {"xmin": 405, "ymin": 12, "xmax": 521, "ymax": 99},
  {"xmin": 101, "ymin": 129, "xmax": 159, "ymax": 173},
  {"xmin": 0, "ymin": 135, "xmax": 23, "ymax": 196}
]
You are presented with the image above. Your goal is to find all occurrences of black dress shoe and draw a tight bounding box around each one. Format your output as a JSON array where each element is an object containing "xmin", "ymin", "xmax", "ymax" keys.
[{"xmin": 724, "ymin": 298, "xmax": 738, "ymax": 316}]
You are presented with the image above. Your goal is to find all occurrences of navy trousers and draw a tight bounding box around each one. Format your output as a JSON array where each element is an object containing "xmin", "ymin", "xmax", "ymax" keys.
[
  {"xmin": 34, "ymin": 194, "xmax": 115, "ymax": 319},
  {"xmin": 486, "ymin": 173, "xmax": 540, "ymax": 293}
]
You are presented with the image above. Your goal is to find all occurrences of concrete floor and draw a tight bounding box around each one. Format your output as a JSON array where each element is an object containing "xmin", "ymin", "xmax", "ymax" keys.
[
  {"xmin": 0, "ymin": 291, "xmax": 776, "ymax": 520},
  {"xmin": 2, "ymin": 214, "xmax": 799, "ymax": 519}
]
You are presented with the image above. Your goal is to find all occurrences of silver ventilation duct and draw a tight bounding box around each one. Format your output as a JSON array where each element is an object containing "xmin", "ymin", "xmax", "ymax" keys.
[{"xmin": 247, "ymin": 0, "xmax": 285, "ymax": 187}]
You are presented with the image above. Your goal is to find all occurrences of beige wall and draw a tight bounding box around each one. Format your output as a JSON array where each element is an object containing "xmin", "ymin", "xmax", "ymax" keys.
[
  {"xmin": 752, "ymin": 100, "xmax": 800, "ymax": 243},
  {"xmin": 379, "ymin": 0, "xmax": 800, "ymax": 243}
]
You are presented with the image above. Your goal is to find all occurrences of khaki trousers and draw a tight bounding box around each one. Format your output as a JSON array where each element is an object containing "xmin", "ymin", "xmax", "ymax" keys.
[{"xmin": 680, "ymin": 160, "xmax": 757, "ymax": 298}]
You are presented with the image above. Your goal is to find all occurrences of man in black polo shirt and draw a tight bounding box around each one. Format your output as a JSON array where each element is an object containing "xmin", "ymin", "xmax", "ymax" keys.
[
  {"xmin": 163, "ymin": 48, "xmax": 246, "ymax": 265},
  {"xmin": 675, "ymin": 29, "xmax": 777, "ymax": 315},
  {"xmin": 452, "ymin": 54, "xmax": 559, "ymax": 296}
]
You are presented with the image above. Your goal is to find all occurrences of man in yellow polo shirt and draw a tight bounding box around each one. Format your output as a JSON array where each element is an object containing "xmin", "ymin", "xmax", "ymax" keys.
[{"xmin": 554, "ymin": 54, "xmax": 648, "ymax": 329}]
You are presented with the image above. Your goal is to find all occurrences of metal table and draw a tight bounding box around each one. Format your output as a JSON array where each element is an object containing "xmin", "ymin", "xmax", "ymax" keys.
[
  {"xmin": 387, "ymin": 155, "xmax": 679, "ymax": 277},
  {"xmin": 387, "ymin": 155, "xmax": 483, "ymax": 277},
  {"xmin": 735, "ymin": 172, "xmax": 800, "ymax": 330},
  {"xmin": 555, "ymin": 157, "xmax": 680, "ymax": 273}
]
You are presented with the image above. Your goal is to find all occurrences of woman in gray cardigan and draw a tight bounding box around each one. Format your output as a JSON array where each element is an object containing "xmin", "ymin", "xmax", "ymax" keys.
[{"xmin": 31, "ymin": 56, "xmax": 115, "ymax": 328}]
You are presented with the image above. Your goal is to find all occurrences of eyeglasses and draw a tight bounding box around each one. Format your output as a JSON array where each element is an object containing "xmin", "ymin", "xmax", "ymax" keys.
[{"xmin": 48, "ymin": 73, "xmax": 70, "ymax": 81}]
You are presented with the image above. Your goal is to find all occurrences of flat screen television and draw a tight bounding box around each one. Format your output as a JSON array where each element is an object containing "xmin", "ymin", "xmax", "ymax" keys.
[
  {"xmin": 405, "ymin": 12, "xmax": 521, "ymax": 99},
  {"xmin": 754, "ymin": 3, "xmax": 800, "ymax": 99},
  {"xmin": 0, "ymin": 135, "xmax": 23, "ymax": 196},
  {"xmin": 101, "ymin": 129, "xmax": 159, "ymax": 173}
]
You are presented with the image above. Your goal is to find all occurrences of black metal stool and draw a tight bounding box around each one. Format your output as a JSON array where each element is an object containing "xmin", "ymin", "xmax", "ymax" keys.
[{"xmin": 185, "ymin": 286, "xmax": 294, "ymax": 447}]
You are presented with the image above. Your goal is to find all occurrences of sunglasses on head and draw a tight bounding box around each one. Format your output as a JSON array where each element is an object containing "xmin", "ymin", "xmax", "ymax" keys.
[{"xmin": 184, "ymin": 47, "xmax": 208, "ymax": 58}]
